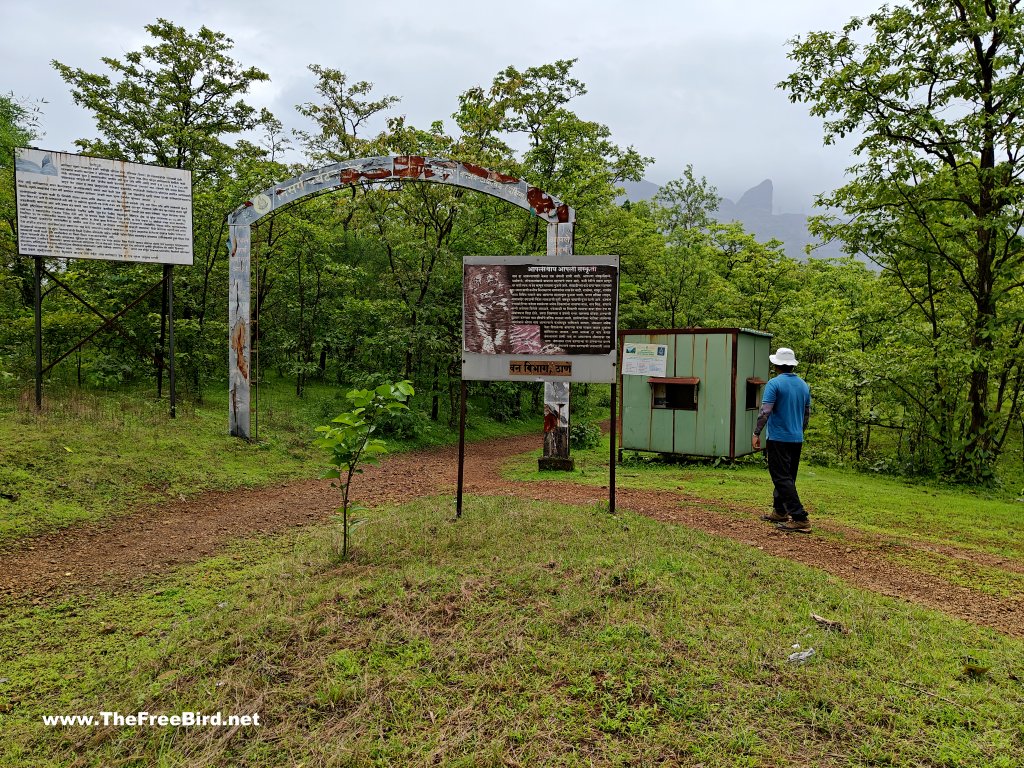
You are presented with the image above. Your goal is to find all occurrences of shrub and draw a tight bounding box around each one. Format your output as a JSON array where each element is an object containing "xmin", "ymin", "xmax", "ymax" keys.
[{"xmin": 570, "ymin": 419, "xmax": 602, "ymax": 450}]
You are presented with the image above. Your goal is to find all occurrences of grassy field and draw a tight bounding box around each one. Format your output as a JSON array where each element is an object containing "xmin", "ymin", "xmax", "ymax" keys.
[
  {"xmin": 504, "ymin": 438, "xmax": 1024, "ymax": 605},
  {"xmin": 2, "ymin": 496, "xmax": 1022, "ymax": 767},
  {"xmin": 0, "ymin": 380, "xmax": 539, "ymax": 546}
]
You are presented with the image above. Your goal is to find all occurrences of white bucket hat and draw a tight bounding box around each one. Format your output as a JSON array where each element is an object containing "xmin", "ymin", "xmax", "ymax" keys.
[{"xmin": 769, "ymin": 347, "xmax": 799, "ymax": 367}]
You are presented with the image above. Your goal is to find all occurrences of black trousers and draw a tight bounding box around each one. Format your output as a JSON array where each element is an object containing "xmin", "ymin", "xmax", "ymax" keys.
[{"xmin": 766, "ymin": 439, "xmax": 806, "ymax": 519}]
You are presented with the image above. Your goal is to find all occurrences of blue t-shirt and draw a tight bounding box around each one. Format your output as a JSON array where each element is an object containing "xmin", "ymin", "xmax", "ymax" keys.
[{"xmin": 762, "ymin": 373, "xmax": 811, "ymax": 443}]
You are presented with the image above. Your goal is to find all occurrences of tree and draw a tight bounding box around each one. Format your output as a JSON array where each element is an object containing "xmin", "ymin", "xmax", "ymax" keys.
[
  {"xmin": 481, "ymin": 59, "xmax": 652, "ymax": 250},
  {"xmin": 711, "ymin": 224, "xmax": 798, "ymax": 333},
  {"xmin": 53, "ymin": 18, "xmax": 271, "ymax": 180},
  {"xmin": 0, "ymin": 93, "xmax": 42, "ymax": 312},
  {"xmin": 50, "ymin": 19, "xmax": 277, "ymax": 396},
  {"xmin": 645, "ymin": 167, "xmax": 723, "ymax": 327},
  {"xmin": 653, "ymin": 164, "xmax": 720, "ymax": 237},
  {"xmin": 779, "ymin": 0, "xmax": 1024, "ymax": 482},
  {"xmin": 776, "ymin": 258, "xmax": 893, "ymax": 464},
  {"xmin": 294, "ymin": 65, "xmax": 399, "ymax": 162}
]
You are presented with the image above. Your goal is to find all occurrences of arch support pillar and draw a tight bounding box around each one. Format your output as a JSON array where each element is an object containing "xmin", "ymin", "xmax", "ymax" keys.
[{"xmin": 228, "ymin": 223, "xmax": 251, "ymax": 437}]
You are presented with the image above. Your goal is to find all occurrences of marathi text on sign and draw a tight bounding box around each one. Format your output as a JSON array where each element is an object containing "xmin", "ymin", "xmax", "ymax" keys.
[{"xmin": 509, "ymin": 360, "xmax": 573, "ymax": 377}]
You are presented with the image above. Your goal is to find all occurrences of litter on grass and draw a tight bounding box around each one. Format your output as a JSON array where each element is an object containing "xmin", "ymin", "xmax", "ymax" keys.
[{"xmin": 788, "ymin": 648, "xmax": 816, "ymax": 664}]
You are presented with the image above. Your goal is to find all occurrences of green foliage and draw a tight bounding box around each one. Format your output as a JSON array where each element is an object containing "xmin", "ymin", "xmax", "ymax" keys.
[
  {"xmin": 294, "ymin": 64, "xmax": 400, "ymax": 162},
  {"xmin": 375, "ymin": 402, "xmax": 428, "ymax": 440},
  {"xmin": 34, "ymin": 20, "xmax": 283, "ymax": 399},
  {"xmin": 779, "ymin": 0, "xmax": 1024, "ymax": 482},
  {"xmin": 1, "ymin": 93, "xmax": 42, "ymax": 319},
  {"xmin": 51, "ymin": 18, "xmax": 270, "ymax": 178},
  {"xmin": 313, "ymin": 381, "xmax": 414, "ymax": 559},
  {"xmin": 19, "ymin": 26, "xmax": 659, "ymax": 438},
  {"xmin": 19, "ymin": 16, "xmax": 1024, "ymax": 485},
  {"xmin": 481, "ymin": 381, "xmax": 527, "ymax": 423},
  {"xmin": 652, "ymin": 163, "xmax": 720, "ymax": 235},
  {"xmin": 569, "ymin": 418, "xmax": 602, "ymax": 450}
]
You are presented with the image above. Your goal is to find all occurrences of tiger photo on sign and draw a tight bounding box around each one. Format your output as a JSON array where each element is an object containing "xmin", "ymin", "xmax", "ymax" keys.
[{"xmin": 464, "ymin": 265, "xmax": 513, "ymax": 354}]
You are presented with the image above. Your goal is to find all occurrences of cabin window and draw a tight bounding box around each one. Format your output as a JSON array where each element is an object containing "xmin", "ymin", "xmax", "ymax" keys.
[
  {"xmin": 650, "ymin": 378, "xmax": 699, "ymax": 411},
  {"xmin": 746, "ymin": 377, "xmax": 766, "ymax": 410}
]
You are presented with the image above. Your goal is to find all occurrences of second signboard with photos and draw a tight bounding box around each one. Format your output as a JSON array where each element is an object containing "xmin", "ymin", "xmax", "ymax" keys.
[{"xmin": 462, "ymin": 255, "xmax": 618, "ymax": 383}]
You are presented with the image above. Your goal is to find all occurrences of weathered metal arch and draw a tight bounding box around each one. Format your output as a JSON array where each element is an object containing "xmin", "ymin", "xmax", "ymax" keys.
[{"xmin": 227, "ymin": 155, "xmax": 576, "ymax": 437}]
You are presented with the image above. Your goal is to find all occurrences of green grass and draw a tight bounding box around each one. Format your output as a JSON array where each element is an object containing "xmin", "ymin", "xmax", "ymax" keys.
[
  {"xmin": 507, "ymin": 437, "xmax": 1024, "ymax": 565},
  {"xmin": 0, "ymin": 380, "xmax": 540, "ymax": 546},
  {"xmin": 2, "ymin": 496, "xmax": 1023, "ymax": 767}
]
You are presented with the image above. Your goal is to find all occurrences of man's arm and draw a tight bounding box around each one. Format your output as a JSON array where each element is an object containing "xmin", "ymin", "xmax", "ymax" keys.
[{"xmin": 752, "ymin": 401, "xmax": 774, "ymax": 450}]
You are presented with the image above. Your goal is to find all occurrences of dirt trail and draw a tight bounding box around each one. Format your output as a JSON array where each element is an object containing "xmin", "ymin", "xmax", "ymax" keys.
[{"xmin": 1, "ymin": 432, "xmax": 1021, "ymax": 637}]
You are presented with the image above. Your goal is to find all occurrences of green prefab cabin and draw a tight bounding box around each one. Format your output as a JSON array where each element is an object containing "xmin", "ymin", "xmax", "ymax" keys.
[{"xmin": 618, "ymin": 328, "xmax": 772, "ymax": 459}]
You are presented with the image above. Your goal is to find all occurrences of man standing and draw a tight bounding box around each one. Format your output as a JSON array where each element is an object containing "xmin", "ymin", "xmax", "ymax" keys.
[{"xmin": 752, "ymin": 347, "xmax": 812, "ymax": 532}]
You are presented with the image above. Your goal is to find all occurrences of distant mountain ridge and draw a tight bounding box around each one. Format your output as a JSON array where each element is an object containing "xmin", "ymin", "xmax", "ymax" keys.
[{"xmin": 617, "ymin": 178, "xmax": 846, "ymax": 262}]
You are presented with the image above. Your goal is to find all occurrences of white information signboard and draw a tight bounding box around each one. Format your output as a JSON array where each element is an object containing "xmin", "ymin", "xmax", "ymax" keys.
[
  {"xmin": 621, "ymin": 342, "xmax": 668, "ymax": 377},
  {"xmin": 15, "ymin": 148, "xmax": 193, "ymax": 265}
]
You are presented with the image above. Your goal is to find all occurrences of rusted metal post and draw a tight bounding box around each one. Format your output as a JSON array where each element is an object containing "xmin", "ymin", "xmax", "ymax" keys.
[
  {"xmin": 540, "ymin": 382, "xmax": 573, "ymax": 471},
  {"xmin": 543, "ymin": 220, "xmax": 576, "ymax": 470},
  {"xmin": 456, "ymin": 380, "xmax": 467, "ymax": 518},
  {"xmin": 228, "ymin": 224, "xmax": 251, "ymax": 438},
  {"xmin": 610, "ymin": 382, "xmax": 617, "ymax": 514},
  {"xmin": 34, "ymin": 256, "xmax": 42, "ymax": 411},
  {"xmin": 166, "ymin": 265, "xmax": 176, "ymax": 418}
]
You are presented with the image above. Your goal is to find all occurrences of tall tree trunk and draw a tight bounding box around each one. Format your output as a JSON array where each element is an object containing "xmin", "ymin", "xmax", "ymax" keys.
[
  {"xmin": 430, "ymin": 362, "xmax": 440, "ymax": 421},
  {"xmin": 405, "ymin": 309, "xmax": 416, "ymax": 380},
  {"xmin": 296, "ymin": 249, "xmax": 304, "ymax": 398}
]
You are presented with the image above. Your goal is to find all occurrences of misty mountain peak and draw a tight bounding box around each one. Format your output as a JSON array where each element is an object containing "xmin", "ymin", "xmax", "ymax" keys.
[{"xmin": 736, "ymin": 179, "xmax": 773, "ymax": 214}]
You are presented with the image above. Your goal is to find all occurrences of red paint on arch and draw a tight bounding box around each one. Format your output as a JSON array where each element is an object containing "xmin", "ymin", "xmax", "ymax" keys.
[
  {"xmin": 527, "ymin": 187, "xmax": 557, "ymax": 216},
  {"xmin": 339, "ymin": 168, "xmax": 392, "ymax": 185},
  {"xmin": 463, "ymin": 162, "xmax": 519, "ymax": 184}
]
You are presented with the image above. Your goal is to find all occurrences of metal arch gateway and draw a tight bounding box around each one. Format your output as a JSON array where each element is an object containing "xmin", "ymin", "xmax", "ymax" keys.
[{"xmin": 226, "ymin": 155, "xmax": 576, "ymax": 438}]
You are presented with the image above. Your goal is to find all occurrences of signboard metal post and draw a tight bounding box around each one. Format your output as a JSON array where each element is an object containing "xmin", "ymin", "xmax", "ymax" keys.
[
  {"xmin": 33, "ymin": 257, "xmax": 42, "ymax": 411},
  {"xmin": 610, "ymin": 382, "xmax": 617, "ymax": 515},
  {"xmin": 166, "ymin": 265, "xmax": 176, "ymax": 418},
  {"xmin": 456, "ymin": 380, "xmax": 468, "ymax": 518}
]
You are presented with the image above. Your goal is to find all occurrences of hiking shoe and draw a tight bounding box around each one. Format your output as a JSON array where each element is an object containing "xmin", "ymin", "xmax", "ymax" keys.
[
  {"xmin": 776, "ymin": 519, "xmax": 811, "ymax": 533},
  {"xmin": 761, "ymin": 511, "xmax": 789, "ymax": 523}
]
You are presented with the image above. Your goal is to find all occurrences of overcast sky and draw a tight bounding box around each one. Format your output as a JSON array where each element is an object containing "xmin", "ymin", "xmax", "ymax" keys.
[{"xmin": 1, "ymin": 0, "xmax": 885, "ymax": 214}]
